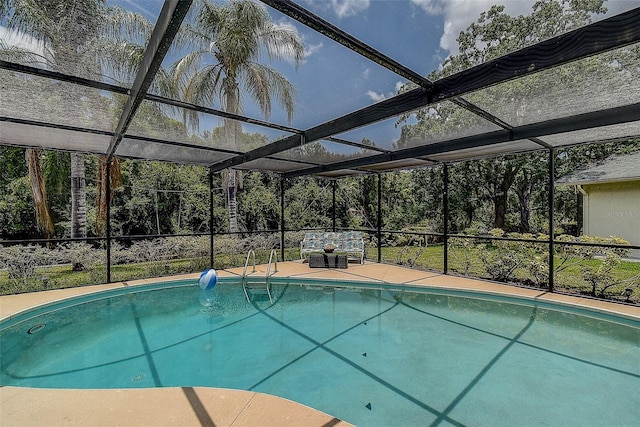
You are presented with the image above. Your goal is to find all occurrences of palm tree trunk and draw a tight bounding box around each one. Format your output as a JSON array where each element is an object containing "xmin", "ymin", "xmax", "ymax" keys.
[
  {"xmin": 227, "ymin": 169, "xmax": 239, "ymax": 233},
  {"xmin": 70, "ymin": 152, "xmax": 87, "ymax": 239},
  {"xmin": 96, "ymin": 156, "xmax": 123, "ymax": 236},
  {"xmin": 224, "ymin": 77, "xmax": 242, "ymax": 233},
  {"xmin": 26, "ymin": 149, "xmax": 55, "ymax": 238}
]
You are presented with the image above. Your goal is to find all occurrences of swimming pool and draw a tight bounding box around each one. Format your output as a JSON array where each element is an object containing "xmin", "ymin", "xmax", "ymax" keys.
[{"xmin": 1, "ymin": 278, "xmax": 638, "ymax": 426}]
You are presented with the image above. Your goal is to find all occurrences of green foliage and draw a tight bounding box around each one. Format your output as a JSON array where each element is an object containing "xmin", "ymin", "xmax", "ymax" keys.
[
  {"xmin": 239, "ymin": 172, "xmax": 279, "ymax": 230},
  {"xmin": 110, "ymin": 160, "xmax": 210, "ymax": 236},
  {"xmin": 0, "ymin": 176, "xmax": 38, "ymax": 238},
  {"xmin": 285, "ymin": 177, "xmax": 333, "ymax": 229}
]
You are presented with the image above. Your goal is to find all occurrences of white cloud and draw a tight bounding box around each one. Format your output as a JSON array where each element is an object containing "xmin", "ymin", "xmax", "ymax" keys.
[
  {"xmin": 330, "ymin": 0, "xmax": 370, "ymax": 19},
  {"xmin": 363, "ymin": 68, "xmax": 371, "ymax": 79},
  {"xmin": 367, "ymin": 81, "xmax": 407, "ymax": 102},
  {"xmin": 304, "ymin": 42, "xmax": 323, "ymax": 59},
  {"xmin": 296, "ymin": 40, "xmax": 322, "ymax": 66},
  {"xmin": 366, "ymin": 90, "xmax": 387, "ymax": 102},
  {"xmin": 411, "ymin": 0, "xmax": 536, "ymax": 54},
  {"xmin": 410, "ymin": 0, "xmax": 445, "ymax": 15}
]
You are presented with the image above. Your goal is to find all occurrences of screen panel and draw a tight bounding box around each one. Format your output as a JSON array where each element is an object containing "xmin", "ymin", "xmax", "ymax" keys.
[
  {"xmin": 465, "ymin": 43, "xmax": 640, "ymax": 128},
  {"xmin": 116, "ymin": 136, "xmax": 235, "ymax": 165},
  {"xmin": 0, "ymin": 69, "xmax": 122, "ymax": 132},
  {"xmin": 0, "ymin": 121, "xmax": 111, "ymax": 153},
  {"xmin": 428, "ymin": 140, "xmax": 541, "ymax": 162},
  {"xmin": 543, "ymin": 121, "xmax": 640, "ymax": 147}
]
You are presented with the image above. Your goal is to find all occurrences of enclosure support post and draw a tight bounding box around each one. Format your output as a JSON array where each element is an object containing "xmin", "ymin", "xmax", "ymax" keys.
[
  {"xmin": 209, "ymin": 166, "xmax": 214, "ymax": 268},
  {"xmin": 281, "ymin": 175, "xmax": 286, "ymax": 261},
  {"xmin": 106, "ymin": 159, "xmax": 112, "ymax": 284},
  {"xmin": 443, "ymin": 163, "xmax": 449, "ymax": 275},
  {"xmin": 332, "ymin": 179, "xmax": 337, "ymax": 232},
  {"xmin": 548, "ymin": 149, "xmax": 555, "ymax": 292},
  {"xmin": 377, "ymin": 173, "xmax": 382, "ymax": 263}
]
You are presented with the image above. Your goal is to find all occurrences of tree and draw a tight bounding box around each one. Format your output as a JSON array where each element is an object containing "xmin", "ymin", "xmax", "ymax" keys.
[
  {"xmin": 1, "ymin": 0, "xmax": 158, "ymax": 239},
  {"xmin": 173, "ymin": 0, "xmax": 304, "ymax": 232},
  {"xmin": 397, "ymin": 0, "xmax": 613, "ymax": 231},
  {"xmin": 1, "ymin": 0, "xmax": 103, "ymax": 238}
]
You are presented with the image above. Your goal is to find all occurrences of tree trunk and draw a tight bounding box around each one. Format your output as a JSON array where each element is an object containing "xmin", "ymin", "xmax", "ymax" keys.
[
  {"xmin": 493, "ymin": 193, "xmax": 508, "ymax": 230},
  {"xmin": 227, "ymin": 170, "xmax": 239, "ymax": 233},
  {"xmin": 516, "ymin": 187, "xmax": 531, "ymax": 233},
  {"xmin": 492, "ymin": 164, "xmax": 520, "ymax": 230},
  {"xmin": 224, "ymin": 77, "xmax": 242, "ymax": 233},
  {"xmin": 26, "ymin": 149, "xmax": 55, "ymax": 238},
  {"xmin": 70, "ymin": 152, "xmax": 86, "ymax": 239}
]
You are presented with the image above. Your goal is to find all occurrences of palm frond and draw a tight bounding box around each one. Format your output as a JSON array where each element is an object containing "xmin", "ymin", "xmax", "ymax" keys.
[
  {"xmin": 259, "ymin": 22, "xmax": 305, "ymax": 67},
  {"xmin": 185, "ymin": 63, "xmax": 224, "ymax": 106},
  {"xmin": 241, "ymin": 63, "xmax": 272, "ymax": 118},
  {"xmin": 181, "ymin": 64, "xmax": 224, "ymax": 131},
  {"xmin": 173, "ymin": 22, "xmax": 213, "ymax": 55},
  {"xmin": 91, "ymin": 39, "xmax": 145, "ymax": 85},
  {"xmin": 102, "ymin": 6, "xmax": 154, "ymax": 46},
  {"xmin": 0, "ymin": 39, "xmax": 47, "ymax": 64},
  {"xmin": 171, "ymin": 49, "xmax": 208, "ymax": 94},
  {"xmin": 241, "ymin": 62, "xmax": 297, "ymax": 122}
]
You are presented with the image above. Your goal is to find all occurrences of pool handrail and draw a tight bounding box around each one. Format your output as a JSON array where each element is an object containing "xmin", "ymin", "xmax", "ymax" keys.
[
  {"xmin": 242, "ymin": 249, "xmax": 256, "ymax": 278},
  {"xmin": 241, "ymin": 248, "xmax": 274, "ymax": 304},
  {"xmin": 267, "ymin": 249, "xmax": 278, "ymax": 277}
]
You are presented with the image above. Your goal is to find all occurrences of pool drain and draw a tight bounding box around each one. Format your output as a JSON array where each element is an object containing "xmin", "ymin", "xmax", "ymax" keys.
[
  {"xmin": 131, "ymin": 373, "xmax": 146, "ymax": 382},
  {"xmin": 27, "ymin": 324, "xmax": 46, "ymax": 334}
]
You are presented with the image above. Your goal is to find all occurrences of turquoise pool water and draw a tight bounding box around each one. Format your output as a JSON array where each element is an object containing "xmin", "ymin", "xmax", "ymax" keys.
[{"xmin": 1, "ymin": 279, "xmax": 639, "ymax": 426}]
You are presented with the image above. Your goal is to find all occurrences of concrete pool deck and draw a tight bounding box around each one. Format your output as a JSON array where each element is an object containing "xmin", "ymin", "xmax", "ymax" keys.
[{"xmin": 1, "ymin": 261, "xmax": 638, "ymax": 426}]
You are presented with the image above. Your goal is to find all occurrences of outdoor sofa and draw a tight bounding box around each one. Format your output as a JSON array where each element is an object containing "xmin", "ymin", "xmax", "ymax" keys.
[{"xmin": 300, "ymin": 231, "xmax": 365, "ymax": 264}]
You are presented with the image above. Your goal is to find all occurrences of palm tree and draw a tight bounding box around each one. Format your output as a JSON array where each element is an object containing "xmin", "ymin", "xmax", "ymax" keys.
[
  {"xmin": 1, "ymin": 0, "xmax": 102, "ymax": 238},
  {"xmin": 2, "ymin": 0, "xmax": 110, "ymax": 238},
  {"xmin": 1, "ymin": 0, "xmax": 155, "ymax": 239},
  {"xmin": 173, "ymin": 0, "xmax": 304, "ymax": 232}
]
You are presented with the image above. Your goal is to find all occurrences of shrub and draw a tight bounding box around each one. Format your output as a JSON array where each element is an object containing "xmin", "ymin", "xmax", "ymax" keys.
[{"xmin": 0, "ymin": 244, "xmax": 52, "ymax": 285}]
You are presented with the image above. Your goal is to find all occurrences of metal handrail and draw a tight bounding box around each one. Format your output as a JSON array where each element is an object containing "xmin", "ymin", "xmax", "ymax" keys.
[
  {"xmin": 262, "ymin": 249, "xmax": 278, "ymax": 304},
  {"xmin": 242, "ymin": 249, "xmax": 256, "ymax": 278},
  {"xmin": 242, "ymin": 248, "xmax": 275, "ymax": 304},
  {"xmin": 267, "ymin": 249, "xmax": 278, "ymax": 277}
]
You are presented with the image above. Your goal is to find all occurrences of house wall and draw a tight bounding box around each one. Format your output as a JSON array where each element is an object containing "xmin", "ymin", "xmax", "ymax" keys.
[{"xmin": 583, "ymin": 180, "xmax": 640, "ymax": 258}]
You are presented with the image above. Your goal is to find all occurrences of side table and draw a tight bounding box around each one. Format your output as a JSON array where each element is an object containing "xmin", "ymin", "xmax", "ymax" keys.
[{"xmin": 308, "ymin": 253, "xmax": 348, "ymax": 268}]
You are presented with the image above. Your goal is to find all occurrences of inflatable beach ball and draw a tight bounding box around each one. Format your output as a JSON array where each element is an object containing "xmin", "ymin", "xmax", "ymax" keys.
[{"xmin": 199, "ymin": 269, "xmax": 218, "ymax": 290}]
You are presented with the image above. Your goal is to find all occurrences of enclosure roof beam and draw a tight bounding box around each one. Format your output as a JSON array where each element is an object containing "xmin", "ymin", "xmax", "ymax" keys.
[
  {"xmin": 208, "ymin": 7, "xmax": 640, "ymax": 173},
  {"xmin": 105, "ymin": 0, "xmax": 192, "ymax": 161},
  {"xmin": 283, "ymin": 102, "xmax": 640, "ymax": 178}
]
